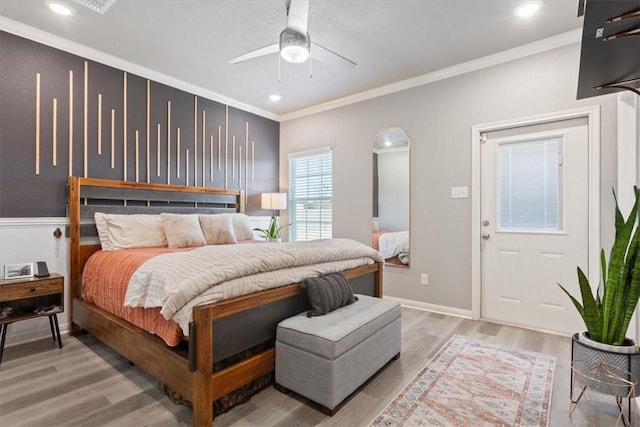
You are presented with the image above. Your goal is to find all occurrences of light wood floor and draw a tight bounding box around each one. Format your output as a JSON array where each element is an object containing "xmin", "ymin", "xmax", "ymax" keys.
[{"xmin": 0, "ymin": 307, "xmax": 635, "ymax": 426}]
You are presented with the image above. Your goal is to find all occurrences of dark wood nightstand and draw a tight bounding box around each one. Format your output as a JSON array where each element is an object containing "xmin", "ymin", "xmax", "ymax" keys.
[{"xmin": 0, "ymin": 273, "xmax": 64, "ymax": 363}]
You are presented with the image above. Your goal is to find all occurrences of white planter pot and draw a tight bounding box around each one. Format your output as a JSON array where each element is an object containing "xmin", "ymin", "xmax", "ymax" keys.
[{"xmin": 577, "ymin": 331, "xmax": 640, "ymax": 354}]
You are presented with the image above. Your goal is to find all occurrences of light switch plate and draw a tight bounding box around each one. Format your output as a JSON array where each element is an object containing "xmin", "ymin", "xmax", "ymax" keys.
[{"xmin": 451, "ymin": 186, "xmax": 468, "ymax": 199}]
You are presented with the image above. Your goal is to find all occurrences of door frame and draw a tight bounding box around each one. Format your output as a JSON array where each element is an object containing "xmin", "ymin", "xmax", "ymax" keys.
[{"xmin": 471, "ymin": 106, "xmax": 601, "ymax": 322}]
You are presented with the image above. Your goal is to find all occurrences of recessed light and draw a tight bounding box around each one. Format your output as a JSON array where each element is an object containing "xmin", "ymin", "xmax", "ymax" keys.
[
  {"xmin": 384, "ymin": 141, "xmax": 392, "ymax": 147},
  {"xmin": 514, "ymin": 3, "xmax": 539, "ymax": 18},
  {"xmin": 269, "ymin": 94, "xmax": 282, "ymax": 102},
  {"xmin": 45, "ymin": 1, "xmax": 76, "ymax": 16}
]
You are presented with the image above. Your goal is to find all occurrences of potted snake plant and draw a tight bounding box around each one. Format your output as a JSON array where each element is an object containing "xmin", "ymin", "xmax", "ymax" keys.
[{"xmin": 559, "ymin": 187, "xmax": 640, "ymax": 396}]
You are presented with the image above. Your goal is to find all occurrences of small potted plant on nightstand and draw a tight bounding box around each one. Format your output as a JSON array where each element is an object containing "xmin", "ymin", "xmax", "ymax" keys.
[{"xmin": 253, "ymin": 217, "xmax": 289, "ymax": 242}]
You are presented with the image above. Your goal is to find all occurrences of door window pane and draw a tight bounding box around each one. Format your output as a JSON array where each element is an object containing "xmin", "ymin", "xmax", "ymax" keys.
[{"xmin": 498, "ymin": 138, "xmax": 561, "ymax": 231}]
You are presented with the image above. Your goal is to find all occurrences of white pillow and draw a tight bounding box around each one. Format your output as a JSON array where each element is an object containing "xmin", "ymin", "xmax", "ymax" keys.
[
  {"xmin": 199, "ymin": 215, "xmax": 238, "ymax": 245},
  {"xmin": 101, "ymin": 214, "xmax": 167, "ymax": 250},
  {"xmin": 94, "ymin": 212, "xmax": 111, "ymax": 250},
  {"xmin": 161, "ymin": 213, "xmax": 207, "ymax": 249},
  {"xmin": 222, "ymin": 213, "xmax": 255, "ymax": 241}
]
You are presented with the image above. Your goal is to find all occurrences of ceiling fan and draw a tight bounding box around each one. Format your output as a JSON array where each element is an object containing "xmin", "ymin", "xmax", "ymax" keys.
[{"xmin": 228, "ymin": 0, "xmax": 356, "ymax": 69}]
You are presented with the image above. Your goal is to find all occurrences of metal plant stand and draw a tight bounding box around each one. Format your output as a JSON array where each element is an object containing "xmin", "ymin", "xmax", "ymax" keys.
[{"xmin": 571, "ymin": 334, "xmax": 640, "ymax": 426}]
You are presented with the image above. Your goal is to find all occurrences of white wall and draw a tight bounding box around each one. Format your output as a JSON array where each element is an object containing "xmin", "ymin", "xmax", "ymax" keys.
[{"xmin": 279, "ymin": 42, "xmax": 618, "ymax": 313}]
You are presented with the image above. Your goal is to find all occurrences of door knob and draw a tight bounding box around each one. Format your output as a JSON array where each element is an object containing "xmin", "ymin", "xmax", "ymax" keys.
[{"xmin": 481, "ymin": 233, "xmax": 490, "ymax": 240}]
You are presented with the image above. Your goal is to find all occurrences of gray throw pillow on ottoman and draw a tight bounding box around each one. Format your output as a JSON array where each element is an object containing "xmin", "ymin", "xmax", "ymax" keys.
[{"xmin": 301, "ymin": 272, "xmax": 357, "ymax": 317}]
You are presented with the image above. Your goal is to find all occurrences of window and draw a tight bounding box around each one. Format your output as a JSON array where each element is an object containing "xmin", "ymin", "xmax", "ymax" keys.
[
  {"xmin": 288, "ymin": 148, "xmax": 332, "ymax": 241},
  {"xmin": 498, "ymin": 138, "xmax": 562, "ymax": 231}
]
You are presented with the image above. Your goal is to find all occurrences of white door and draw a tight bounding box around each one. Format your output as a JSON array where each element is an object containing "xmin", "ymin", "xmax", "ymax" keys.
[{"xmin": 480, "ymin": 117, "xmax": 588, "ymax": 334}]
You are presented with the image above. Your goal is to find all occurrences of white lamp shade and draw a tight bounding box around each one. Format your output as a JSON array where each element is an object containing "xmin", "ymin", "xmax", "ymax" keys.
[{"xmin": 261, "ymin": 193, "xmax": 287, "ymax": 210}]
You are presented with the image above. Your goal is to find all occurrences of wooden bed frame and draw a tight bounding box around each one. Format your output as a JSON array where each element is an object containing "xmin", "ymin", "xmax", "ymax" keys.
[{"xmin": 67, "ymin": 176, "xmax": 383, "ymax": 426}]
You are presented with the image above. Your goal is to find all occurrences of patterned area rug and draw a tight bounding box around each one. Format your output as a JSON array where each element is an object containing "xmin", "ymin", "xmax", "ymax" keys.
[{"xmin": 370, "ymin": 335, "xmax": 555, "ymax": 426}]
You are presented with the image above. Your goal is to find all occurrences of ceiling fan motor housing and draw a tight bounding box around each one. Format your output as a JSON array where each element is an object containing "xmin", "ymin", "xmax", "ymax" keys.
[{"xmin": 279, "ymin": 28, "xmax": 310, "ymax": 63}]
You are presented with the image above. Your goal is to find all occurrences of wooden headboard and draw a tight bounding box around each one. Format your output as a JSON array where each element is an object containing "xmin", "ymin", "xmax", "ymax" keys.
[{"xmin": 67, "ymin": 176, "xmax": 243, "ymax": 303}]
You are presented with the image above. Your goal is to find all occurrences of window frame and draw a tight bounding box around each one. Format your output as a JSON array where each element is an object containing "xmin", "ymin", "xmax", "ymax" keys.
[{"xmin": 288, "ymin": 147, "xmax": 333, "ymax": 241}]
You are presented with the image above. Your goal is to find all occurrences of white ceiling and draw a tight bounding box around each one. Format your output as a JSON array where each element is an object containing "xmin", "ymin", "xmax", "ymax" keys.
[{"xmin": 0, "ymin": 1, "xmax": 583, "ymax": 120}]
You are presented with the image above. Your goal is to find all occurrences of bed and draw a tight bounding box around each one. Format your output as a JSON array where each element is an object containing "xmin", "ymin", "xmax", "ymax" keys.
[
  {"xmin": 373, "ymin": 230, "xmax": 409, "ymax": 266},
  {"xmin": 68, "ymin": 176, "xmax": 384, "ymax": 426}
]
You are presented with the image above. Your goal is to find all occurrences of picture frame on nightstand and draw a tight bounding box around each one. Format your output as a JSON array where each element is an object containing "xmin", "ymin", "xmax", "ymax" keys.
[{"xmin": 4, "ymin": 262, "xmax": 33, "ymax": 280}]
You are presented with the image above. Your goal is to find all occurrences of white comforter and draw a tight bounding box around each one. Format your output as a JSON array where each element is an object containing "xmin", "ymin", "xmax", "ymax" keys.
[
  {"xmin": 124, "ymin": 238, "xmax": 383, "ymax": 334},
  {"xmin": 378, "ymin": 231, "xmax": 409, "ymax": 263}
]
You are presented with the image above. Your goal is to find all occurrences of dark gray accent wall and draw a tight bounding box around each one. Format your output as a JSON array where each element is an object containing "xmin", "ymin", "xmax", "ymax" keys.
[{"xmin": 0, "ymin": 31, "xmax": 280, "ymax": 217}]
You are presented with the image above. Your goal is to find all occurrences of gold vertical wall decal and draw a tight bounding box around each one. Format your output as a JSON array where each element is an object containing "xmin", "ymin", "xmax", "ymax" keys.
[
  {"xmin": 52, "ymin": 98, "xmax": 57, "ymax": 166},
  {"xmin": 123, "ymin": 71, "xmax": 128, "ymax": 181},
  {"xmin": 186, "ymin": 148, "xmax": 190, "ymax": 186},
  {"xmin": 245, "ymin": 121, "xmax": 249, "ymax": 201},
  {"xmin": 177, "ymin": 127, "xmax": 181, "ymax": 179},
  {"xmin": 83, "ymin": 61, "xmax": 88, "ymax": 178},
  {"xmin": 110, "ymin": 109, "xmax": 115, "ymax": 168},
  {"xmin": 202, "ymin": 110, "xmax": 206, "ymax": 187},
  {"xmin": 146, "ymin": 129, "xmax": 150, "ymax": 183},
  {"xmin": 239, "ymin": 146, "xmax": 242, "ymax": 188},
  {"xmin": 225, "ymin": 105, "xmax": 228, "ymax": 188},
  {"xmin": 252, "ymin": 141, "xmax": 255, "ymax": 182},
  {"xmin": 232, "ymin": 136, "xmax": 236, "ymax": 179},
  {"xmin": 167, "ymin": 101, "xmax": 171, "ymax": 184},
  {"xmin": 97, "ymin": 94, "xmax": 102, "ymax": 155},
  {"xmin": 69, "ymin": 70, "xmax": 74, "ymax": 177},
  {"xmin": 210, "ymin": 135, "xmax": 214, "ymax": 181},
  {"xmin": 157, "ymin": 123, "xmax": 161, "ymax": 177},
  {"xmin": 35, "ymin": 73, "xmax": 41, "ymax": 175},
  {"xmin": 218, "ymin": 126, "xmax": 221, "ymax": 171},
  {"xmin": 135, "ymin": 130, "xmax": 140, "ymax": 182},
  {"xmin": 146, "ymin": 80, "xmax": 151, "ymax": 183},
  {"xmin": 194, "ymin": 96, "xmax": 198, "ymax": 187}
]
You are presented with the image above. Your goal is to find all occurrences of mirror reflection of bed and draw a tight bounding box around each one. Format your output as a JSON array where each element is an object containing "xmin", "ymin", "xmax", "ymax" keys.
[{"xmin": 372, "ymin": 127, "xmax": 410, "ymax": 267}]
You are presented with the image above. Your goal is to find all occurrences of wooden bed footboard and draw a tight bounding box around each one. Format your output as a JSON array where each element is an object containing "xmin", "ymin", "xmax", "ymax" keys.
[{"xmin": 67, "ymin": 176, "xmax": 384, "ymax": 426}]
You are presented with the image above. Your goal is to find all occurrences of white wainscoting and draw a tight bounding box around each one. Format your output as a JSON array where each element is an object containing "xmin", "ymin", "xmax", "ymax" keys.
[
  {"xmin": 0, "ymin": 215, "xmax": 275, "ymax": 347},
  {"xmin": 0, "ymin": 217, "xmax": 69, "ymax": 346}
]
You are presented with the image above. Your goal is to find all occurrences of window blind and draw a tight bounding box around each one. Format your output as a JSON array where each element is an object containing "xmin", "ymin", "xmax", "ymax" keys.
[{"xmin": 288, "ymin": 148, "xmax": 332, "ymax": 241}]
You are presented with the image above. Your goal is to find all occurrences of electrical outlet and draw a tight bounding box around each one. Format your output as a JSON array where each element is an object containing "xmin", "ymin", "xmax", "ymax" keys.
[{"xmin": 421, "ymin": 274, "xmax": 428, "ymax": 286}]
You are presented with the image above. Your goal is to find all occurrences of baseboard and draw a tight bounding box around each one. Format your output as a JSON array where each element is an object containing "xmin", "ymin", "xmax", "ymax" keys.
[
  {"xmin": 5, "ymin": 321, "xmax": 69, "ymax": 348},
  {"xmin": 383, "ymin": 296, "xmax": 472, "ymax": 319}
]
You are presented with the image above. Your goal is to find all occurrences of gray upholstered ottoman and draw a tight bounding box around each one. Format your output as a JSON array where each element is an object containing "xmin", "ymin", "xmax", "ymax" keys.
[{"xmin": 275, "ymin": 294, "xmax": 401, "ymax": 415}]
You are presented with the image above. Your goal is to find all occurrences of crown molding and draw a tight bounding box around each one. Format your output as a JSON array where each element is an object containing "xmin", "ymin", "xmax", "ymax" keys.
[
  {"xmin": 280, "ymin": 28, "xmax": 582, "ymax": 122},
  {"xmin": 1, "ymin": 16, "xmax": 582, "ymax": 124},
  {"xmin": 0, "ymin": 17, "xmax": 279, "ymax": 122}
]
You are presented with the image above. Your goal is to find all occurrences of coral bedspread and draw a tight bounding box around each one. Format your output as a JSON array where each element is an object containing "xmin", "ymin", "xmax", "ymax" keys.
[
  {"xmin": 82, "ymin": 247, "xmax": 191, "ymax": 346},
  {"xmin": 82, "ymin": 239, "xmax": 383, "ymax": 347}
]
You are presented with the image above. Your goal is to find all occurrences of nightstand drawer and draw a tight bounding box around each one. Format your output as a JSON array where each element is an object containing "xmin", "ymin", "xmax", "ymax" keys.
[{"xmin": 0, "ymin": 277, "xmax": 63, "ymax": 301}]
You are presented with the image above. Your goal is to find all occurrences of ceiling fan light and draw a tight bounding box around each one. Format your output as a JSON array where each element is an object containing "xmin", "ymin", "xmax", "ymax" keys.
[
  {"xmin": 281, "ymin": 45, "xmax": 309, "ymax": 63},
  {"xmin": 280, "ymin": 29, "xmax": 310, "ymax": 63}
]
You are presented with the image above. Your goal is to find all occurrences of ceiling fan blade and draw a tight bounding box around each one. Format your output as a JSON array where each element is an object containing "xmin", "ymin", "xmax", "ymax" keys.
[
  {"xmin": 286, "ymin": 0, "xmax": 309, "ymax": 34},
  {"xmin": 228, "ymin": 44, "xmax": 279, "ymax": 65},
  {"xmin": 311, "ymin": 42, "xmax": 357, "ymax": 69}
]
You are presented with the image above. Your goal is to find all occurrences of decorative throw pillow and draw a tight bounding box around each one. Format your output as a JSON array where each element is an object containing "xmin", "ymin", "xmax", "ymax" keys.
[
  {"xmin": 160, "ymin": 213, "xmax": 207, "ymax": 249},
  {"xmin": 199, "ymin": 214, "xmax": 238, "ymax": 245},
  {"xmin": 300, "ymin": 272, "xmax": 357, "ymax": 317},
  {"xmin": 94, "ymin": 212, "xmax": 111, "ymax": 250},
  {"xmin": 218, "ymin": 213, "xmax": 255, "ymax": 241},
  {"xmin": 101, "ymin": 213, "xmax": 168, "ymax": 250}
]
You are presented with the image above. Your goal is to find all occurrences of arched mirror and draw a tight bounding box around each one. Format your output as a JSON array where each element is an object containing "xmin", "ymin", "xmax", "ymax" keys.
[{"xmin": 372, "ymin": 127, "xmax": 410, "ymax": 267}]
